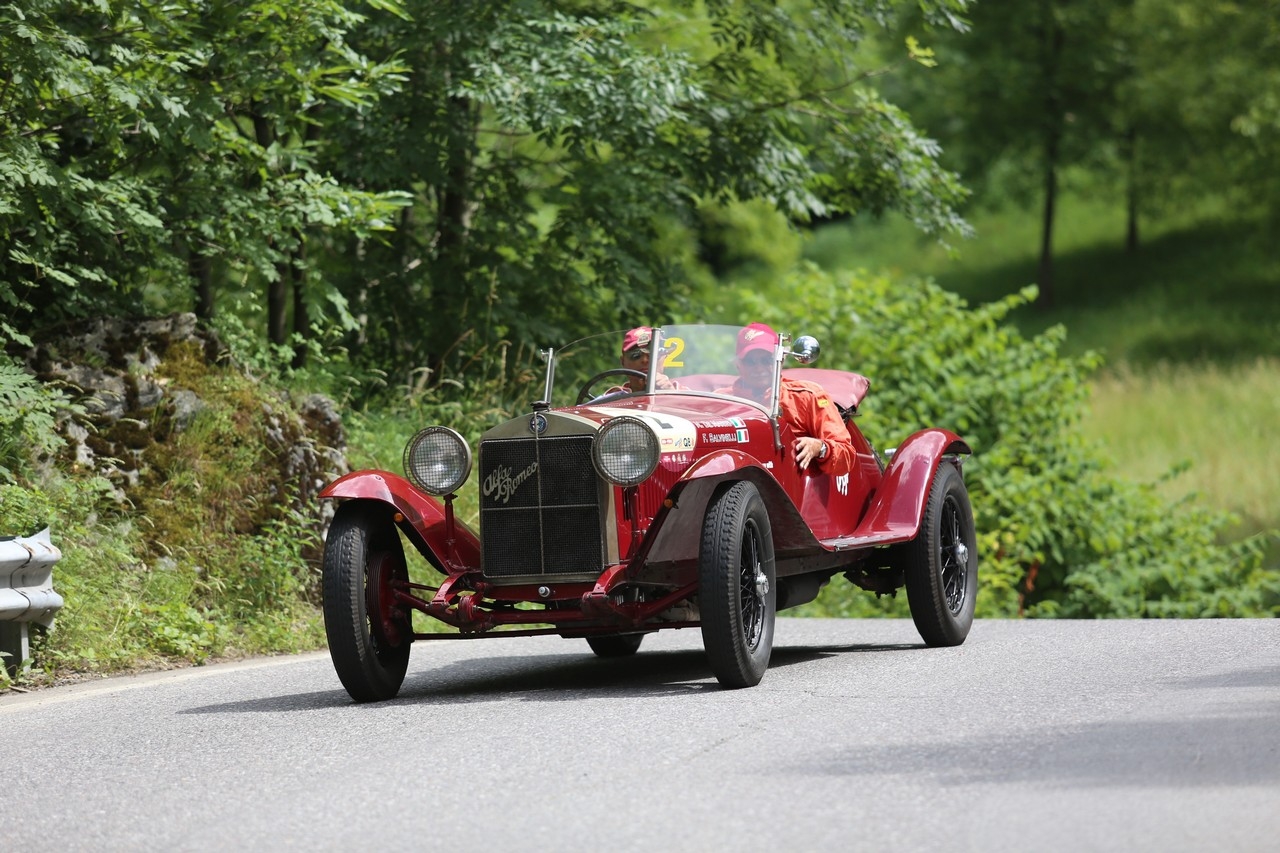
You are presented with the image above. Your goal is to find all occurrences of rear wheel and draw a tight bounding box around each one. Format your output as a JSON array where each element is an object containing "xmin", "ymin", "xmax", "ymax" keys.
[
  {"xmin": 698, "ymin": 481, "xmax": 776, "ymax": 688},
  {"xmin": 586, "ymin": 634, "xmax": 645, "ymax": 657},
  {"xmin": 322, "ymin": 501, "xmax": 412, "ymax": 702},
  {"xmin": 902, "ymin": 462, "xmax": 978, "ymax": 646}
]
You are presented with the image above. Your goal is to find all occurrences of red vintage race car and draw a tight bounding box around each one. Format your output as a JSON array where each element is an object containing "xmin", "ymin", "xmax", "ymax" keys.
[{"xmin": 319, "ymin": 323, "xmax": 977, "ymax": 702}]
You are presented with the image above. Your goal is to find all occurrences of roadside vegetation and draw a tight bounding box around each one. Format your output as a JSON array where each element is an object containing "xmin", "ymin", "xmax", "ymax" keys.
[
  {"xmin": 727, "ymin": 266, "xmax": 1273, "ymax": 621},
  {"xmin": 801, "ymin": 193, "xmax": 1280, "ymax": 547},
  {"xmin": 0, "ymin": 330, "xmax": 334, "ymax": 688}
]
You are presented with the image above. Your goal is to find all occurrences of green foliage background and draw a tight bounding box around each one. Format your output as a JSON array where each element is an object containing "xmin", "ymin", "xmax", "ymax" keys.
[{"xmin": 725, "ymin": 266, "xmax": 1274, "ymax": 619}]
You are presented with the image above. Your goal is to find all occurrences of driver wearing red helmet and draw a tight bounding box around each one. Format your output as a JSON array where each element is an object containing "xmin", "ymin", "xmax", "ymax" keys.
[
  {"xmin": 716, "ymin": 323, "xmax": 854, "ymax": 476},
  {"xmin": 611, "ymin": 326, "xmax": 680, "ymax": 393}
]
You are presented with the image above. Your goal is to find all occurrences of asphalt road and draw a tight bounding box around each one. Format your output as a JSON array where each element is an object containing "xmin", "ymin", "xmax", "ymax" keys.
[{"xmin": 3, "ymin": 618, "xmax": 1277, "ymax": 852}]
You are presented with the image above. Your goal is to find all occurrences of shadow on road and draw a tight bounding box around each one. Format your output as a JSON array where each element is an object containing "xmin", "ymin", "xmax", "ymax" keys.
[{"xmin": 180, "ymin": 639, "xmax": 922, "ymax": 715}]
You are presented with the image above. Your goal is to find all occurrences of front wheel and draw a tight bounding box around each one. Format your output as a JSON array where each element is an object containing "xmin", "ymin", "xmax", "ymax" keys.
[
  {"xmin": 322, "ymin": 501, "xmax": 412, "ymax": 702},
  {"xmin": 699, "ymin": 481, "xmax": 777, "ymax": 688},
  {"xmin": 902, "ymin": 462, "xmax": 978, "ymax": 646}
]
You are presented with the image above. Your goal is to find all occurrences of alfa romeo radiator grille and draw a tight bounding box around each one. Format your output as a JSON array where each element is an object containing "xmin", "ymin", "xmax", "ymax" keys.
[{"xmin": 479, "ymin": 435, "xmax": 604, "ymax": 578}]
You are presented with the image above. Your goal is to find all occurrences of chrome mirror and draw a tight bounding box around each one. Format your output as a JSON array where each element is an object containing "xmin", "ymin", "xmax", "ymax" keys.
[{"xmin": 790, "ymin": 335, "xmax": 820, "ymax": 364}]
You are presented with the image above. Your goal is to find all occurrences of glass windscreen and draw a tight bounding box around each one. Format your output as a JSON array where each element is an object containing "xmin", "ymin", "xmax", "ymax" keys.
[{"xmin": 547, "ymin": 324, "xmax": 772, "ymax": 407}]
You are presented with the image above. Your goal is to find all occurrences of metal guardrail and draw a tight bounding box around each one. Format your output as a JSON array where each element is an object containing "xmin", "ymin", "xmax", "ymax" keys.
[{"xmin": 1, "ymin": 528, "xmax": 64, "ymax": 674}]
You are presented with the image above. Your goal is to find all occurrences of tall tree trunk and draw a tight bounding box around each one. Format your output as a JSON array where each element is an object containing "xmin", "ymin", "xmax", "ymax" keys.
[
  {"xmin": 1124, "ymin": 126, "xmax": 1140, "ymax": 252},
  {"xmin": 1035, "ymin": 6, "xmax": 1065, "ymax": 310},
  {"xmin": 191, "ymin": 252, "xmax": 214, "ymax": 321},
  {"xmin": 430, "ymin": 93, "xmax": 476, "ymax": 369},
  {"xmin": 289, "ymin": 120, "xmax": 322, "ymax": 368},
  {"xmin": 290, "ymin": 238, "xmax": 308, "ymax": 369},
  {"xmin": 1038, "ymin": 156, "xmax": 1057, "ymax": 309},
  {"xmin": 269, "ymin": 261, "xmax": 290, "ymax": 346},
  {"xmin": 252, "ymin": 104, "xmax": 290, "ymax": 346}
]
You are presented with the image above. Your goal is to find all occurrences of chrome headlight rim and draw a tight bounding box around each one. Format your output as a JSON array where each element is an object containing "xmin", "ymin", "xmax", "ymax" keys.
[
  {"xmin": 592, "ymin": 416, "xmax": 660, "ymax": 487},
  {"xmin": 403, "ymin": 426, "xmax": 472, "ymax": 496}
]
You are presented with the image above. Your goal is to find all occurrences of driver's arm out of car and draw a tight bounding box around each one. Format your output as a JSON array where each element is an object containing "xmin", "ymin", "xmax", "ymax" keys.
[{"xmin": 781, "ymin": 380, "xmax": 855, "ymax": 477}]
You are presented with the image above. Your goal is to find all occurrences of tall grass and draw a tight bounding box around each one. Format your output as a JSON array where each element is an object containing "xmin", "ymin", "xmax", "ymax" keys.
[{"xmin": 1085, "ymin": 360, "xmax": 1280, "ymax": 538}]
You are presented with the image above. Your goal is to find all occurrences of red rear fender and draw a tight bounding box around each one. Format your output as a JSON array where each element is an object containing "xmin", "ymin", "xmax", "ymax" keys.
[
  {"xmin": 320, "ymin": 470, "xmax": 481, "ymax": 574},
  {"xmin": 846, "ymin": 429, "xmax": 970, "ymax": 545}
]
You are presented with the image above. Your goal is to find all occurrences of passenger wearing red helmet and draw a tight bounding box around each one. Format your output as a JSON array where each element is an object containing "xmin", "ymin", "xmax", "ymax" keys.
[{"xmin": 717, "ymin": 323, "xmax": 854, "ymax": 476}]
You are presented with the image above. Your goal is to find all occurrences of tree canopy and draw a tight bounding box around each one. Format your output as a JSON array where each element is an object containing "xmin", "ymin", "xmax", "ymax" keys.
[
  {"xmin": 891, "ymin": 0, "xmax": 1280, "ymax": 305},
  {"xmin": 1, "ymin": 1, "xmax": 409, "ymax": 345},
  {"xmin": 3, "ymin": 0, "xmax": 976, "ymax": 380},
  {"xmin": 7, "ymin": 1, "xmax": 1278, "ymax": 353}
]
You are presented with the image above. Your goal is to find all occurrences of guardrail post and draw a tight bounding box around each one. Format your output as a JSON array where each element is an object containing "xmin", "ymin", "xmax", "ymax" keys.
[{"xmin": 1, "ymin": 528, "xmax": 65, "ymax": 676}]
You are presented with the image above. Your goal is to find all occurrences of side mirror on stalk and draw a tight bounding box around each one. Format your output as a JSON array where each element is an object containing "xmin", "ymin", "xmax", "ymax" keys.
[{"xmin": 789, "ymin": 335, "xmax": 820, "ymax": 364}]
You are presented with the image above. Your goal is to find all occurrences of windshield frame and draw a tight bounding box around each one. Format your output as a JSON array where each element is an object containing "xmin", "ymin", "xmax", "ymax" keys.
[{"xmin": 538, "ymin": 324, "xmax": 792, "ymax": 417}]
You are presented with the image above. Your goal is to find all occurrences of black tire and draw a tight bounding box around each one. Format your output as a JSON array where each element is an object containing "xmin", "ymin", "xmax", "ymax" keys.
[
  {"xmin": 322, "ymin": 501, "xmax": 412, "ymax": 702},
  {"xmin": 902, "ymin": 462, "xmax": 978, "ymax": 647},
  {"xmin": 698, "ymin": 481, "xmax": 777, "ymax": 688},
  {"xmin": 586, "ymin": 634, "xmax": 645, "ymax": 657}
]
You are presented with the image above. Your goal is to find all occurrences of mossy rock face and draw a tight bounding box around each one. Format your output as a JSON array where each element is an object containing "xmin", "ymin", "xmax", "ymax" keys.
[{"xmin": 25, "ymin": 314, "xmax": 349, "ymax": 551}]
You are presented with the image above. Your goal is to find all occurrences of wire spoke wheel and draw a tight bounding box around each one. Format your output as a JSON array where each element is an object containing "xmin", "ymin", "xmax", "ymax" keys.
[
  {"xmin": 737, "ymin": 519, "xmax": 766, "ymax": 651},
  {"xmin": 902, "ymin": 463, "xmax": 978, "ymax": 647},
  {"xmin": 366, "ymin": 550, "xmax": 410, "ymax": 652},
  {"xmin": 939, "ymin": 495, "xmax": 969, "ymax": 615},
  {"xmin": 699, "ymin": 481, "xmax": 776, "ymax": 688}
]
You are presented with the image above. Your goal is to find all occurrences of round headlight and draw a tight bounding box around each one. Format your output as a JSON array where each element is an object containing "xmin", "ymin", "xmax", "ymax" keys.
[
  {"xmin": 592, "ymin": 417, "xmax": 660, "ymax": 487},
  {"xmin": 403, "ymin": 427, "xmax": 472, "ymax": 496}
]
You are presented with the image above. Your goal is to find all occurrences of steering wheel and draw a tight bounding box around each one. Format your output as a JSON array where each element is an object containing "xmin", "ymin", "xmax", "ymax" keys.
[{"xmin": 576, "ymin": 368, "xmax": 646, "ymax": 404}]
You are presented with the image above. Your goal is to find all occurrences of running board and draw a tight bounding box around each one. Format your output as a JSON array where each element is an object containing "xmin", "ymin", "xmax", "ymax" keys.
[{"xmin": 821, "ymin": 523, "xmax": 917, "ymax": 552}]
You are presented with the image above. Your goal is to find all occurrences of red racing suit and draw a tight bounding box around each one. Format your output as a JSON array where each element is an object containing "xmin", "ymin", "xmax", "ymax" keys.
[{"xmin": 716, "ymin": 377, "xmax": 854, "ymax": 477}]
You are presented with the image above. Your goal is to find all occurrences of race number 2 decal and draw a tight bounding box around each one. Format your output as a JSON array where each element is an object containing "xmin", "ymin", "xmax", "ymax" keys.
[{"xmin": 661, "ymin": 336, "xmax": 685, "ymax": 369}]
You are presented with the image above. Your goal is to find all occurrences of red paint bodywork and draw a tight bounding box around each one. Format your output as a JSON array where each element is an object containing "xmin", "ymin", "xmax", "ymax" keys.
[
  {"xmin": 321, "ymin": 469, "xmax": 481, "ymax": 574},
  {"xmin": 320, "ymin": 345, "xmax": 970, "ymax": 639}
]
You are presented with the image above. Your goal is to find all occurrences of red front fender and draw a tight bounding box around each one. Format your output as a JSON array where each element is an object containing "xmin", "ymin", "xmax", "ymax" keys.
[
  {"xmin": 636, "ymin": 450, "xmax": 820, "ymax": 571},
  {"xmin": 830, "ymin": 429, "xmax": 971, "ymax": 549},
  {"xmin": 320, "ymin": 470, "xmax": 481, "ymax": 574}
]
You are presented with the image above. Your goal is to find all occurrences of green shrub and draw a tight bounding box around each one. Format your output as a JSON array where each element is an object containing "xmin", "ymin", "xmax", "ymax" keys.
[
  {"xmin": 0, "ymin": 357, "xmax": 66, "ymax": 483},
  {"xmin": 139, "ymin": 602, "xmax": 228, "ymax": 663},
  {"xmin": 0, "ymin": 475, "xmax": 149, "ymax": 676},
  {"xmin": 729, "ymin": 264, "xmax": 1276, "ymax": 617}
]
